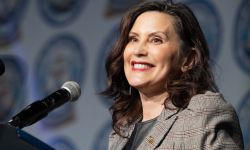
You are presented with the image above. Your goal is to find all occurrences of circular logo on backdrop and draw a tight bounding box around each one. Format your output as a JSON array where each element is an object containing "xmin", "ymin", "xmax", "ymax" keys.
[
  {"xmin": 48, "ymin": 136, "xmax": 77, "ymax": 150},
  {"xmin": 95, "ymin": 25, "xmax": 119, "ymax": 107},
  {"xmin": 233, "ymin": 0, "xmax": 250, "ymax": 74},
  {"xmin": 237, "ymin": 91, "xmax": 250, "ymax": 149},
  {"xmin": 0, "ymin": 55, "xmax": 27, "ymax": 122},
  {"xmin": 91, "ymin": 120, "xmax": 112, "ymax": 150},
  {"xmin": 38, "ymin": 0, "xmax": 87, "ymax": 27},
  {"xmin": 183, "ymin": 0, "xmax": 222, "ymax": 62},
  {"xmin": 0, "ymin": 0, "xmax": 28, "ymax": 46},
  {"xmin": 34, "ymin": 33, "xmax": 86, "ymax": 127}
]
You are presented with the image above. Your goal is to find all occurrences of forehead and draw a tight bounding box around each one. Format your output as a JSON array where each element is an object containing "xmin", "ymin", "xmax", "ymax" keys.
[{"xmin": 130, "ymin": 11, "xmax": 176, "ymax": 33}]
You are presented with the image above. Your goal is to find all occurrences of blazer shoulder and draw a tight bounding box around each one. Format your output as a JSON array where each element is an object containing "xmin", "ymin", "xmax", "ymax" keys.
[
  {"xmin": 187, "ymin": 91, "xmax": 235, "ymax": 111},
  {"xmin": 176, "ymin": 91, "xmax": 244, "ymax": 149}
]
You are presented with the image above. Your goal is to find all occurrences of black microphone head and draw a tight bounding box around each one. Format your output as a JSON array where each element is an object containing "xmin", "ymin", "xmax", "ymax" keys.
[
  {"xmin": 61, "ymin": 81, "xmax": 81, "ymax": 101},
  {"xmin": 0, "ymin": 59, "xmax": 5, "ymax": 76}
]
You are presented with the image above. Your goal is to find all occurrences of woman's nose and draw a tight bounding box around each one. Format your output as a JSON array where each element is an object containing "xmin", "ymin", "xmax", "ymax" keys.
[{"xmin": 133, "ymin": 42, "xmax": 148, "ymax": 56}]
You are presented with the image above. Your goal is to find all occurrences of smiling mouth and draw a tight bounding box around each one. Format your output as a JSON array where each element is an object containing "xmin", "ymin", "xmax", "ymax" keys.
[{"xmin": 131, "ymin": 61, "xmax": 154, "ymax": 70}]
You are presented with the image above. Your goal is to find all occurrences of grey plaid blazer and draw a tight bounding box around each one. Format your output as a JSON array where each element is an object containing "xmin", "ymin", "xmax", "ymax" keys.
[{"xmin": 108, "ymin": 91, "xmax": 244, "ymax": 150}]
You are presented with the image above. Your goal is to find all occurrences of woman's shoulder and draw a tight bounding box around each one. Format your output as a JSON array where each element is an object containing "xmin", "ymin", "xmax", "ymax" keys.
[
  {"xmin": 177, "ymin": 90, "xmax": 239, "ymax": 129},
  {"xmin": 186, "ymin": 91, "xmax": 235, "ymax": 112},
  {"xmin": 174, "ymin": 91, "xmax": 244, "ymax": 149}
]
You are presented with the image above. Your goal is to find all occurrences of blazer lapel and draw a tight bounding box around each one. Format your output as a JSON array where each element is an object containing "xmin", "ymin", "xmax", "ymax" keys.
[
  {"xmin": 110, "ymin": 124, "xmax": 135, "ymax": 150},
  {"xmin": 137, "ymin": 102, "xmax": 180, "ymax": 150}
]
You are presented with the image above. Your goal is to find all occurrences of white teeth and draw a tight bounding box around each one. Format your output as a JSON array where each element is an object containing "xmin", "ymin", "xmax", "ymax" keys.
[{"xmin": 133, "ymin": 64, "xmax": 150, "ymax": 69}]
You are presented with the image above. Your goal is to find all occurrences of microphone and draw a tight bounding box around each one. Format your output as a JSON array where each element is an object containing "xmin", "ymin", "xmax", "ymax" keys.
[{"xmin": 8, "ymin": 81, "xmax": 81, "ymax": 129}]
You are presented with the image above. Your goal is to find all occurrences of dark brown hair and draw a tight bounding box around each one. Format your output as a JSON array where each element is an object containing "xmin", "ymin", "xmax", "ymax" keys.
[{"xmin": 102, "ymin": 0, "xmax": 218, "ymax": 137}]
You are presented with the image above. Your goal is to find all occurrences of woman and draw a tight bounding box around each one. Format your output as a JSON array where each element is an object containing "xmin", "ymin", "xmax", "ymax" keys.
[{"xmin": 102, "ymin": 1, "xmax": 244, "ymax": 149}]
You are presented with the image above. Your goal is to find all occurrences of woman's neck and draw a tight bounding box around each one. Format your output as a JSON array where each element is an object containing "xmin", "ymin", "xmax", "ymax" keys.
[{"xmin": 139, "ymin": 91, "xmax": 168, "ymax": 122}]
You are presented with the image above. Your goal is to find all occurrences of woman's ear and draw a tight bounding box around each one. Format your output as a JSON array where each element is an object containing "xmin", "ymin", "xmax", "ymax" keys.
[{"xmin": 181, "ymin": 49, "xmax": 197, "ymax": 72}]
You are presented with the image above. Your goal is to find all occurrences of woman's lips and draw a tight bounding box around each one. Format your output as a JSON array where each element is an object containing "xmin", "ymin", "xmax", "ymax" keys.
[{"xmin": 131, "ymin": 61, "xmax": 154, "ymax": 71}]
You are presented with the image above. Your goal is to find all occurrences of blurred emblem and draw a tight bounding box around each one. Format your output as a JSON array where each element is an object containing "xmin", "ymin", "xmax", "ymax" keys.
[
  {"xmin": 34, "ymin": 33, "xmax": 86, "ymax": 127},
  {"xmin": 184, "ymin": 0, "xmax": 221, "ymax": 62},
  {"xmin": 0, "ymin": 0, "xmax": 28, "ymax": 46},
  {"xmin": 95, "ymin": 25, "xmax": 119, "ymax": 107},
  {"xmin": 233, "ymin": 0, "xmax": 250, "ymax": 74},
  {"xmin": 99, "ymin": 0, "xmax": 221, "ymax": 107},
  {"xmin": 0, "ymin": 55, "xmax": 27, "ymax": 122},
  {"xmin": 38, "ymin": 0, "xmax": 87, "ymax": 27}
]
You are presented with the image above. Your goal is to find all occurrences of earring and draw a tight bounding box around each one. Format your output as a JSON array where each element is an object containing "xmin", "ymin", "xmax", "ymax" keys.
[{"xmin": 128, "ymin": 86, "xmax": 132, "ymax": 95}]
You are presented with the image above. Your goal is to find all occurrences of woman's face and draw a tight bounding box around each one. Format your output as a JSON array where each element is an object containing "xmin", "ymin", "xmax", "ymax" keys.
[{"xmin": 123, "ymin": 11, "xmax": 180, "ymax": 94}]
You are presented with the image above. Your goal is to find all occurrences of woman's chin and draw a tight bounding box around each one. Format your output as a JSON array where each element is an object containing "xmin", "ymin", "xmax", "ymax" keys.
[{"xmin": 130, "ymin": 82, "xmax": 149, "ymax": 91}]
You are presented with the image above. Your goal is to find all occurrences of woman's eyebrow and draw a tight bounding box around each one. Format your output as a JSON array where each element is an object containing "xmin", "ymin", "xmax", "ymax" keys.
[
  {"xmin": 148, "ymin": 31, "xmax": 169, "ymax": 38},
  {"xmin": 128, "ymin": 31, "xmax": 170, "ymax": 38},
  {"xmin": 128, "ymin": 32, "xmax": 138, "ymax": 36}
]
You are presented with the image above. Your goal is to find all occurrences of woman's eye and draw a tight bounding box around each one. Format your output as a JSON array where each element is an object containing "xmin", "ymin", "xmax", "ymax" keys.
[
  {"xmin": 128, "ymin": 37, "xmax": 138, "ymax": 43},
  {"xmin": 151, "ymin": 38, "xmax": 163, "ymax": 44}
]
